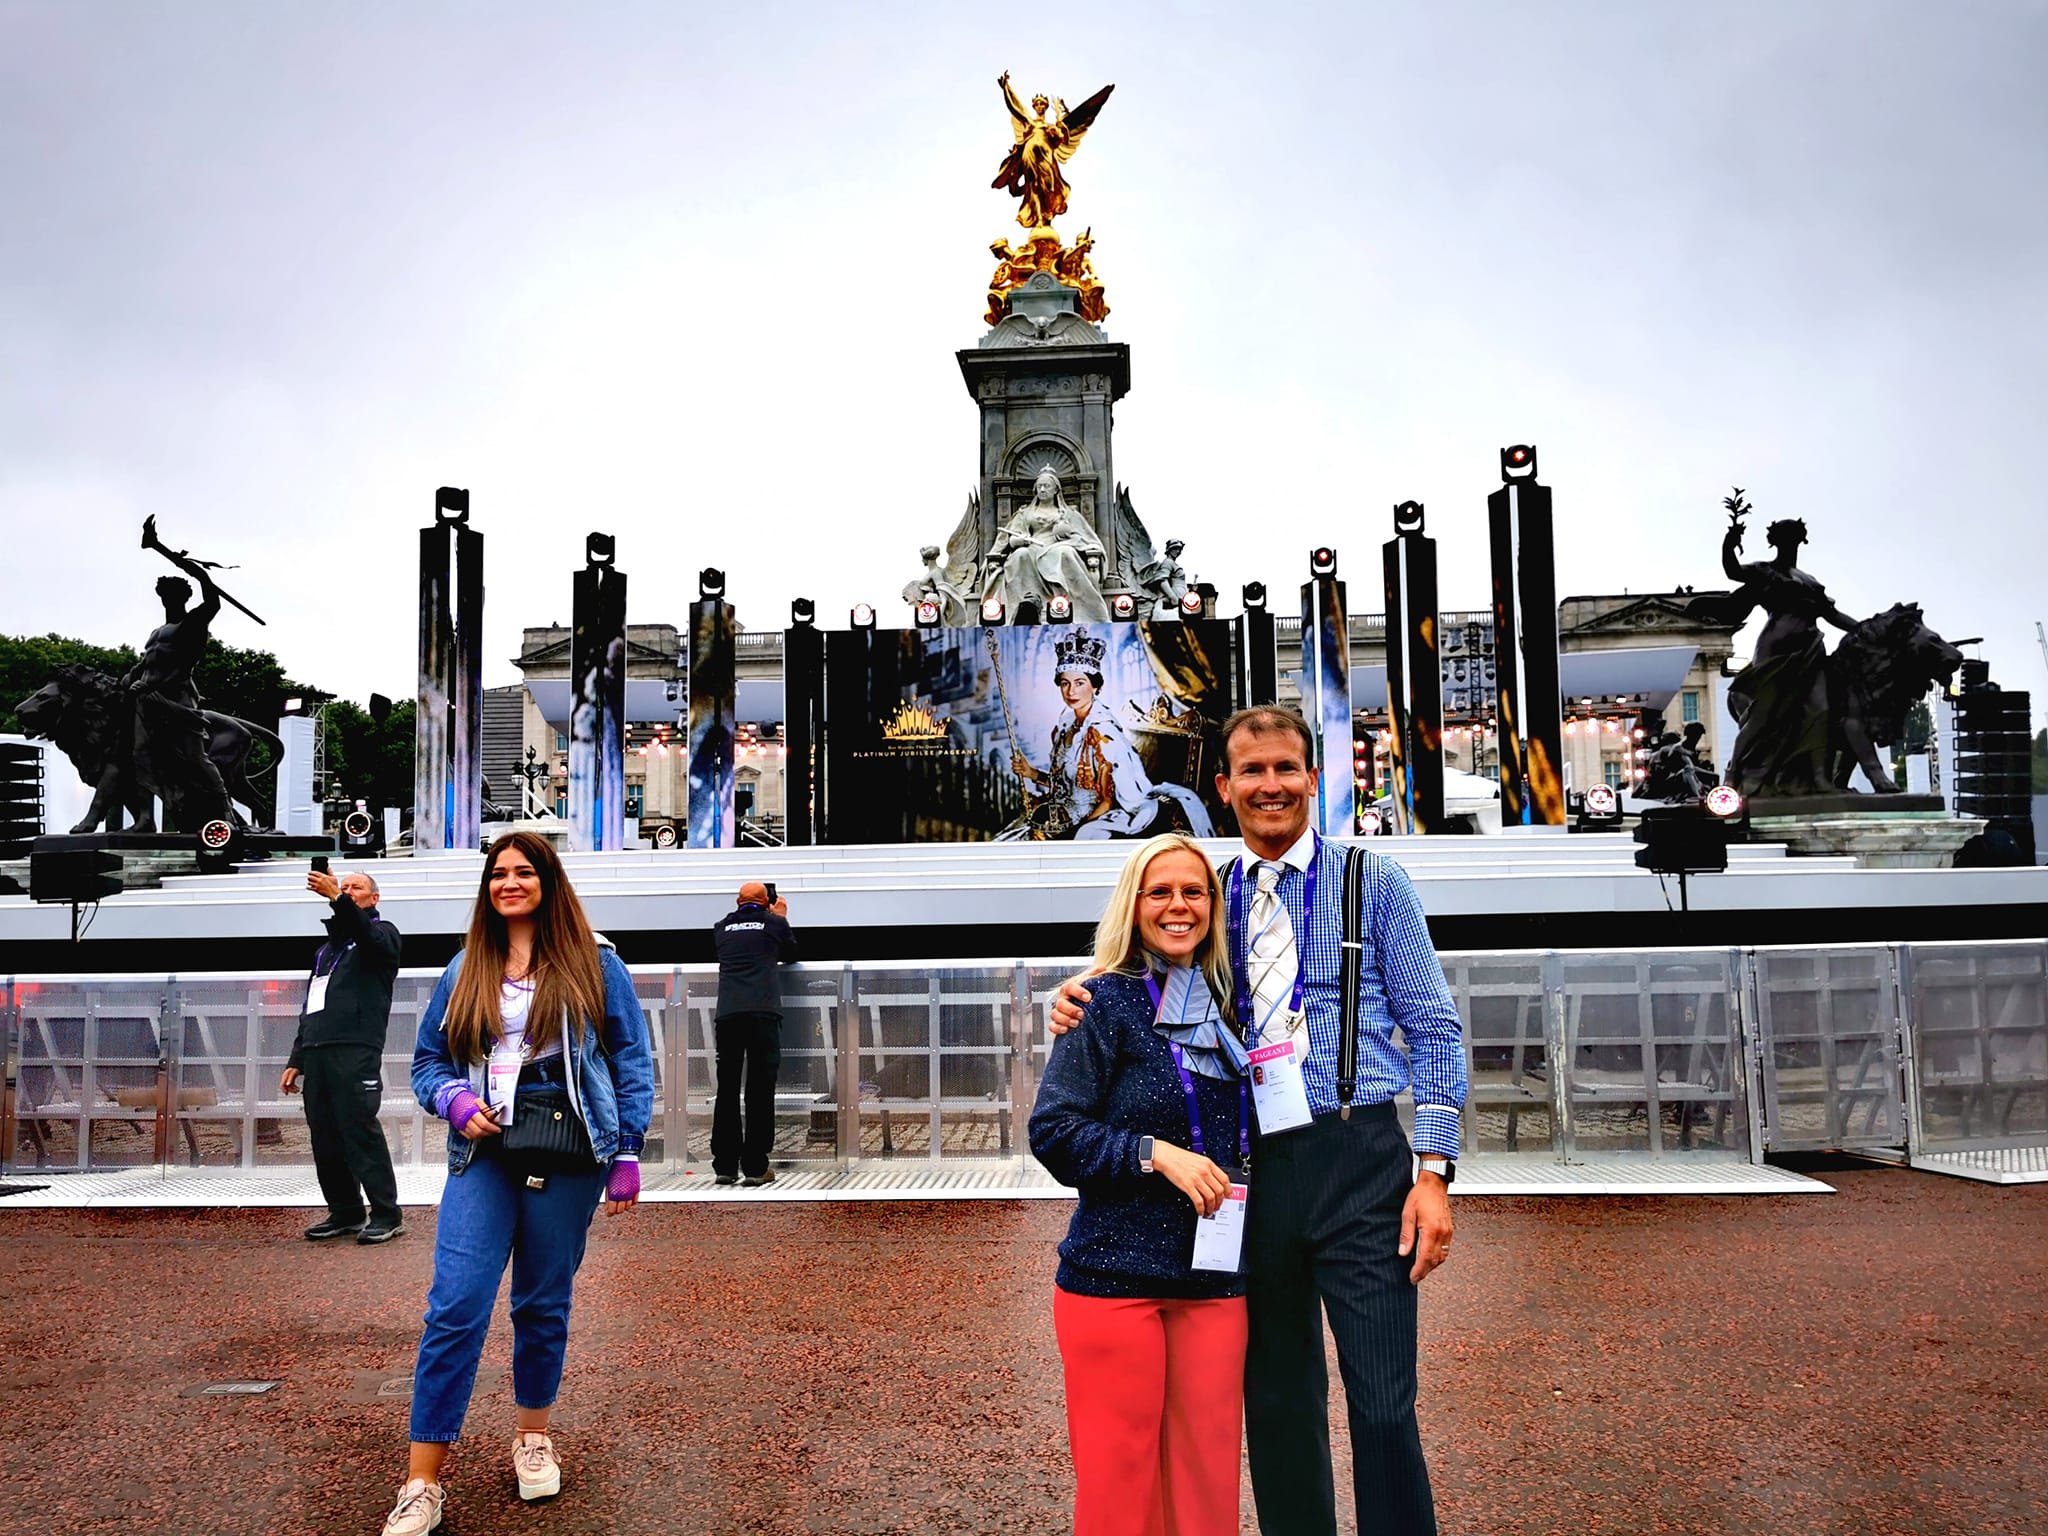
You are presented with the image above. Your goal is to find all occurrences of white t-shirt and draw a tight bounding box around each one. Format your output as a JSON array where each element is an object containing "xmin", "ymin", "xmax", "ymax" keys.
[{"xmin": 486, "ymin": 978, "xmax": 563, "ymax": 1114}]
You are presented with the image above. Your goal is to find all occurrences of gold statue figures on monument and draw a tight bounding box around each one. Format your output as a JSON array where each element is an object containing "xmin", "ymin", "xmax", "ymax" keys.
[
  {"xmin": 992, "ymin": 71, "xmax": 1115, "ymax": 231},
  {"xmin": 984, "ymin": 72, "xmax": 1114, "ymax": 327},
  {"xmin": 984, "ymin": 226, "xmax": 1108, "ymax": 327}
]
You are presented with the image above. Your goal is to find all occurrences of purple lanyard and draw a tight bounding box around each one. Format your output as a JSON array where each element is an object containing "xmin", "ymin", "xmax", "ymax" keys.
[
  {"xmin": 1147, "ymin": 975, "xmax": 1250, "ymax": 1170},
  {"xmin": 1227, "ymin": 836, "xmax": 1319, "ymax": 1028}
]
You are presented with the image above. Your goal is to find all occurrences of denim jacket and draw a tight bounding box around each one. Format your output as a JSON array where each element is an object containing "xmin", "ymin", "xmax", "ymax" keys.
[{"xmin": 411, "ymin": 944, "xmax": 655, "ymax": 1176}]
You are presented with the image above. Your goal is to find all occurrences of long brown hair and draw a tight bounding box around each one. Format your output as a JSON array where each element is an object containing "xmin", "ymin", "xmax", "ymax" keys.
[
  {"xmin": 1091, "ymin": 833, "xmax": 1235, "ymax": 1026},
  {"xmin": 442, "ymin": 830, "xmax": 607, "ymax": 1066}
]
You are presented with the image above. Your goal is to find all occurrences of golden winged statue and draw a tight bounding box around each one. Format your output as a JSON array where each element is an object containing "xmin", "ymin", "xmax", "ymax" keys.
[{"xmin": 991, "ymin": 71, "xmax": 1115, "ymax": 232}]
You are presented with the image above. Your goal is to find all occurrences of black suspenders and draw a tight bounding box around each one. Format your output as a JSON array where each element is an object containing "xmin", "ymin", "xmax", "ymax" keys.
[{"xmin": 1338, "ymin": 844, "xmax": 1365, "ymax": 1119}]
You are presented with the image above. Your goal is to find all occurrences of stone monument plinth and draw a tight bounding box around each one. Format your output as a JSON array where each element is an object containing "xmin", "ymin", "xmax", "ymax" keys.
[{"xmin": 1747, "ymin": 797, "xmax": 1981, "ymax": 868}]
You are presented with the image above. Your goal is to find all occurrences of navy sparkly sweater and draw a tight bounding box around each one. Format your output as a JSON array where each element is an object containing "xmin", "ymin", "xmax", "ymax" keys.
[{"xmin": 1028, "ymin": 971, "xmax": 1248, "ymax": 1300}]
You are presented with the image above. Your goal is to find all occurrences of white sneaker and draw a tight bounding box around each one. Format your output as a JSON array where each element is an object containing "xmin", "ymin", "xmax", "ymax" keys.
[
  {"xmin": 514, "ymin": 1429, "xmax": 562, "ymax": 1501},
  {"xmin": 380, "ymin": 1477, "xmax": 443, "ymax": 1536}
]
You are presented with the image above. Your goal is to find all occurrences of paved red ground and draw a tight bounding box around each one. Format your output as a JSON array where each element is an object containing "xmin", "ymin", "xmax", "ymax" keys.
[{"xmin": 2, "ymin": 1162, "xmax": 2043, "ymax": 1535}]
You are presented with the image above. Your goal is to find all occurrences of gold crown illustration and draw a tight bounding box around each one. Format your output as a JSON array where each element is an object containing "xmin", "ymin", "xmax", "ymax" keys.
[{"xmin": 1054, "ymin": 629, "xmax": 1107, "ymax": 674}]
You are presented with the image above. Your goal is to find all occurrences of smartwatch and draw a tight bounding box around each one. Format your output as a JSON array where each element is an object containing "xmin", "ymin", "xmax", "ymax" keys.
[
  {"xmin": 1417, "ymin": 1155, "xmax": 1456, "ymax": 1185},
  {"xmin": 1137, "ymin": 1135, "xmax": 1156, "ymax": 1175}
]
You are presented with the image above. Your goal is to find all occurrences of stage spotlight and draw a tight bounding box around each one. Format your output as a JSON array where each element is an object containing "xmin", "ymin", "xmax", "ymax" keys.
[
  {"xmin": 282, "ymin": 697, "xmax": 304, "ymax": 715},
  {"xmin": 1178, "ymin": 589, "xmax": 1203, "ymax": 617},
  {"xmin": 851, "ymin": 603, "xmax": 876, "ymax": 630},
  {"xmin": 587, "ymin": 532, "xmax": 617, "ymax": 566},
  {"xmin": 699, "ymin": 567, "xmax": 726, "ymax": 599},
  {"xmin": 1584, "ymin": 784, "xmax": 1619, "ymax": 818},
  {"xmin": 1704, "ymin": 785, "xmax": 1746, "ymax": 820},
  {"xmin": 1110, "ymin": 592, "xmax": 1137, "ymax": 620},
  {"xmin": 791, "ymin": 598, "xmax": 816, "ymax": 627},
  {"xmin": 1309, "ymin": 547, "xmax": 1338, "ymax": 578},
  {"xmin": 915, "ymin": 598, "xmax": 941, "ymax": 627},
  {"xmin": 1392, "ymin": 501, "xmax": 1426, "ymax": 534},
  {"xmin": 1358, "ymin": 806, "xmax": 1385, "ymax": 837},
  {"xmin": 1500, "ymin": 444, "xmax": 1538, "ymax": 482},
  {"xmin": 1242, "ymin": 582, "xmax": 1267, "ymax": 611},
  {"xmin": 1047, "ymin": 593, "xmax": 1073, "ymax": 622},
  {"xmin": 981, "ymin": 596, "xmax": 1006, "ymax": 624}
]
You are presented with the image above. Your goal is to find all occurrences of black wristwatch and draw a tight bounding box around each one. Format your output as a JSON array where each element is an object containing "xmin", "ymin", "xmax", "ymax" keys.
[
  {"xmin": 1137, "ymin": 1135, "xmax": 1156, "ymax": 1175},
  {"xmin": 1417, "ymin": 1155, "xmax": 1456, "ymax": 1185}
]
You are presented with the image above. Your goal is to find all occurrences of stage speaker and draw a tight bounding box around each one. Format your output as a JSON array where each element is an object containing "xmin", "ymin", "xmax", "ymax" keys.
[
  {"xmin": 30, "ymin": 848, "xmax": 123, "ymax": 904},
  {"xmin": 0, "ymin": 742, "xmax": 42, "ymax": 857},
  {"xmin": 1632, "ymin": 805, "xmax": 1728, "ymax": 874}
]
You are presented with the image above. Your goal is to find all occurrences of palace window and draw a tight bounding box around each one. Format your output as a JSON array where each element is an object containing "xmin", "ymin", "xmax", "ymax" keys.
[
  {"xmin": 1603, "ymin": 760, "xmax": 1623, "ymax": 790},
  {"xmin": 1681, "ymin": 691, "xmax": 1700, "ymax": 724}
]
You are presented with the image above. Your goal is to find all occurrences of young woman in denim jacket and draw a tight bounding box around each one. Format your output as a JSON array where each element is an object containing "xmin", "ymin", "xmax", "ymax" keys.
[{"xmin": 380, "ymin": 830, "xmax": 654, "ymax": 1536}]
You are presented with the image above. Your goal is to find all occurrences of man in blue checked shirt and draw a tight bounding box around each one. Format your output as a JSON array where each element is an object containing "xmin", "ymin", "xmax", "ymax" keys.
[{"xmin": 1052, "ymin": 704, "xmax": 1465, "ymax": 1536}]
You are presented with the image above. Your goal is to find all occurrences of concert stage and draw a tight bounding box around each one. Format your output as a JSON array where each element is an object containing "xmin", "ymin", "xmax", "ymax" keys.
[{"xmin": 1, "ymin": 832, "xmax": 2043, "ymax": 974}]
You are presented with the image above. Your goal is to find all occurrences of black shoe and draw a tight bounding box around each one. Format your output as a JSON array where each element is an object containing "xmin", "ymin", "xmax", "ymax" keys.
[
  {"xmin": 712, "ymin": 1172, "xmax": 739, "ymax": 1187},
  {"xmin": 304, "ymin": 1216, "xmax": 367, "ymax": 1241},
  {"xmin": 357, "ymin": 1218, "xmax": 406, "ymax": 1245}
]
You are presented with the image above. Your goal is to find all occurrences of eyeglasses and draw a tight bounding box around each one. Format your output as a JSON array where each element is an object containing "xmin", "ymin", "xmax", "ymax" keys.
[{"xmin": 1140, "ymin": 884, "xmax": 1212, "ymax": 904}]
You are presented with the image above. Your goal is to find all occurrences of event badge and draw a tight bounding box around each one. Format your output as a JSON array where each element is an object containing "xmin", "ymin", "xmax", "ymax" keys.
[
  {"xmin": 486, "ymin": 1041, "xmax": 523, "ymax": 1124},
  {"xmin": 304, "ymin": 975, "xmax": 331, "ymax": 1016},
  {"xmin": 1247, "ymin": 1038, "xmax": 1313, "ymax": 1133},
  {"xmin": 1191, "ymin": 1183, "xmax": 1249, "ymax": 1272}
]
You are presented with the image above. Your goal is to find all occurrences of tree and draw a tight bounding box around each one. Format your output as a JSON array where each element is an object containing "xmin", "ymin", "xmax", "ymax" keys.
[
  {"xmin": 2033, "ymin": 727, "xmax": 2048, "ymax": 795},
  {"xmin": 0, "ymin": 631, "xmax": 320, "ymax": 739},
  {"xmin": 322, "ymin": 698, "xmax": 416, "ymax": 813},
  {"xmin": 0, "ymin": 634, "xmax": 138, "ymax": 733}
]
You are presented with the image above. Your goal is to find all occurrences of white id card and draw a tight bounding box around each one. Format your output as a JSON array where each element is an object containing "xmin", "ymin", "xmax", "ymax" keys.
[
  {"xmin": 304, "ymin": 975, "xmax": 331, "ymax": 1016},
  {"xmin": 1248, "ymin": 1039, "xmax": 1313, "ymax": 1134},
  {"xmin": 486, "ymin": 1043, "xmax": 523, "ymax": 1124},
  {"xmin": 1191, "ymin": 1183, "xmax": 1250, "ymax": 1272}
]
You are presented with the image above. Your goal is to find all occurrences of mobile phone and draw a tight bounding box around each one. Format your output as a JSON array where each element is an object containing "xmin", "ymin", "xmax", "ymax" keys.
[
  {"xmin": 311, "ymin": 855, "xmax": 330, "ymax": 875},
  {"xmin": 765, "ymin": 882, "xmax": 778, "ymax": 904}
]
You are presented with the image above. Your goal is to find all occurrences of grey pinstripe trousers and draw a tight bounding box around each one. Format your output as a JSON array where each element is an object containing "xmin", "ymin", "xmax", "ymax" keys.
[{"xmin": 1245, "ymin": 1102, "xmax": 1437, "ymax": 1535}]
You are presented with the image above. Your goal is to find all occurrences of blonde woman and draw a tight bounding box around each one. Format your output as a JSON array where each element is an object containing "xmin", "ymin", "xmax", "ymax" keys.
[
  {"xmin": 380, "ymin": 831, "xmax": 653, "ymax": 1536},
  {"xmin": 1028, "ymin": 832, "xmax": 1248, "ymax": 1536}
]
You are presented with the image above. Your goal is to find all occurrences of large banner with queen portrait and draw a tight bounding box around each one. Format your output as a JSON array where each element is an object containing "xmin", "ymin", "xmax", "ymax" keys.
[{"xmin": 818, "ymin": 620, "xmax": 1240, "ymax": 845}]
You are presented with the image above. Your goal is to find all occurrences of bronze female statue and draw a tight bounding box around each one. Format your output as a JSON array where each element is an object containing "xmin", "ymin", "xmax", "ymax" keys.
[{"xmin": 1695, "ymin": 492, "xmax": 1861, "ymax": 796}]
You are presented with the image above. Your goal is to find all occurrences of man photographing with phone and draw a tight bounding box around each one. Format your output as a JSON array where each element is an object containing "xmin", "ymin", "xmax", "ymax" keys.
[
  {"xmin": 710, "ymin": 880, "xmax": 797, "ymax": 1188},
  {"xmin": 283, "ymin": 864, "xmax": 405, "ymax": 1242}
]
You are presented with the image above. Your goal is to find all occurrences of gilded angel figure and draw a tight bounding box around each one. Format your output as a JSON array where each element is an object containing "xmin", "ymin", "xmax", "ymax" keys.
[{"xmin": 991, "ymin": 71, "xmax": 1115, "ymax": 231}]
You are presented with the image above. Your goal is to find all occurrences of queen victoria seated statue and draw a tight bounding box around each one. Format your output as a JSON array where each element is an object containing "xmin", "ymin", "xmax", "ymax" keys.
[{"xmin": 984, "ymin": 466, "xmax": 1109, "ymax": 623}]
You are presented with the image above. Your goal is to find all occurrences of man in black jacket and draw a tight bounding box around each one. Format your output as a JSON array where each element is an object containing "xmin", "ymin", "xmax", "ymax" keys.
[
  {"xmin": 711, "ymin": 883, "xmax": 798, "ymax": 1188},
  {"xmin": 282, "ymin": 868, "xmax": 404, "ymax": 1242}
]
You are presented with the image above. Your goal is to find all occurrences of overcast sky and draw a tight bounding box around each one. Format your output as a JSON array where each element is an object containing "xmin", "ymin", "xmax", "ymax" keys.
[{"xmin": 5, "ymin": 2, "xmax": 2046, "ymax": 722}]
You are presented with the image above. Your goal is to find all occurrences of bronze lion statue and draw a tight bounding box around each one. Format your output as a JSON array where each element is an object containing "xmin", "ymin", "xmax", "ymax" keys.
[
  {"xmin": 1825, "ymin": 602, "xmax": 1964, "ymax": 794},
  {"xmin": 15, "ymin": 663, "xmax": 282, "ymax": 833}
]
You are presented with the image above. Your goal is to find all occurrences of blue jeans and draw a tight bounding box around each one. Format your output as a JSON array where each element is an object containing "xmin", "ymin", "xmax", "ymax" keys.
[{"xmin": 408, "ymin": 1149, "xmax": 607, "ymax": 1443}]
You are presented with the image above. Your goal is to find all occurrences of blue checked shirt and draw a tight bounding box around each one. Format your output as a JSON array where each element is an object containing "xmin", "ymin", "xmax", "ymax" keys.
[{"xmin": 1227, "ymin": 829, "xmax": 1467, "ymax": 1158}]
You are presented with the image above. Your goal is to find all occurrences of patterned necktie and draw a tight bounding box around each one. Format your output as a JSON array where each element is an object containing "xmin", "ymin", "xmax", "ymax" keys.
[{"xmin": 1246, "ymin": 861, "xmax": 1301, "ymax": 1048}]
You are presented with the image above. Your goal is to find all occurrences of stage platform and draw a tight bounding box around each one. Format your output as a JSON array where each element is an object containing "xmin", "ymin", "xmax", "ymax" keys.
[
  {"xmin": 0, "ymin": 1153, "xmax": 1834, "ymax": 1208},
  {"xmin": 4, "ymin": 831, "xmax": 2045, "ymax": 970}
]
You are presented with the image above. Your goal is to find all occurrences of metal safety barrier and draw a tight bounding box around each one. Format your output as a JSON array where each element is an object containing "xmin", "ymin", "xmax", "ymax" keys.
[{"xmin": 4, "ymin": 943, "xmax": 2044, "ymax": 1177}]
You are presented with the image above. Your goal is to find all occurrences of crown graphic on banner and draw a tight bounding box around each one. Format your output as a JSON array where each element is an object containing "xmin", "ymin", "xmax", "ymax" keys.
[{"xmin": 1053, "ymin": 629, "xmax": 1108, "ymax": 674}]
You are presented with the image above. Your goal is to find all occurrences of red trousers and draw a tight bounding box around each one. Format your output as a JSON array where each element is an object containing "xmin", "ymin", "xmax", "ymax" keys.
[{"xmin": 1053, "ymin": 1286, "xmax": 1248, "ymax": 1536}]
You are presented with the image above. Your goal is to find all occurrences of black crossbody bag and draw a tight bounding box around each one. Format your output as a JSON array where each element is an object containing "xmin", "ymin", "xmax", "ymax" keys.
[{"xmin": 497, "ymin": 1076, "xmax": 598, "ymax": 1174}]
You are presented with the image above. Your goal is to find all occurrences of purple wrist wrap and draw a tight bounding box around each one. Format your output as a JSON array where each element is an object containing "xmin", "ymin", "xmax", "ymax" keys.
[
  {"xmin": 444, "ymin": 1088, "xmax": 485, "ymax": 1132},
  {"xmin": 606, "ymin": 1158, "xmax": 641, "ymax": 1203}
]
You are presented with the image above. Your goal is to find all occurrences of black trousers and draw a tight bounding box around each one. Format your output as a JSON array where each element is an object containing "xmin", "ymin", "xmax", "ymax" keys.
[
  {"xmin": 1245, "ymin": 1102, "xmax": 1436, "ymax": 1536},
  {"xmin": 711, "ymin": 1012, "xmax": 782, "ymax": 1178},
  {"xmin": 300, "ymin": 1042, "xmax": 400, "ymax": 1225}
]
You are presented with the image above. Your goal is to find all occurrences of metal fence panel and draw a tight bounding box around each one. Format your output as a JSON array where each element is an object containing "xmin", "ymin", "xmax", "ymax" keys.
[
  {"xmin": 1753, "ymin": 947, "xmax": 1904, "ymax": 1151},
  {"xmin": 1904, "ymin": 941, "xmax": 2048, "ymax": 1153},
  {"xmin": 1557, "ymin": 950, "xmax": 1747, "ymax": 1158},
  {"xmin": 1446, "ymin": 954, "xmax": 1552, "ymax": 1157}
]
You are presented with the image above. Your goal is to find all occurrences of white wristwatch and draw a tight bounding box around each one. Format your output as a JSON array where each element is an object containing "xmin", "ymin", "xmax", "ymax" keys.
[{"xmin": 1417, "ymin": 1155, "xmax": 1455, "ymax": 1184}]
